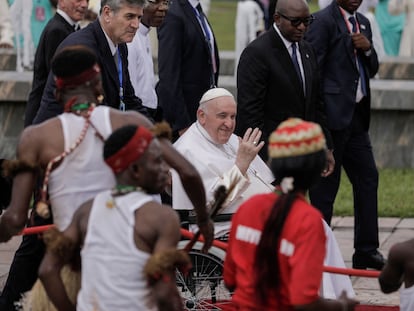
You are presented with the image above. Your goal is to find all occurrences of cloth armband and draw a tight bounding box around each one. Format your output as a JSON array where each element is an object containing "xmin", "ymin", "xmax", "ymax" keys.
[
  {"xmin": 43, "ymin": 227, "xmax": 76, "ymax": 263},
  {"xmin": 151, "ymin": 121, "xmax": 172, "ymax": 141},
  {"xmin": 144, "ymin": 249, "xmax": 191, "ymax": 286},
  {"xmin": 2, "ymin": 159, "xmax": 40, "ymax": 177}
]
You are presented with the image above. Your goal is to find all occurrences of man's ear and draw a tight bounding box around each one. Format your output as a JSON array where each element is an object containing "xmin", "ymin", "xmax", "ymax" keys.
[
  {"xmin": 274, "ymin": 13, "xmax": 280, "ymax": 25},
  {"xmin": 197, "ymin": 108, "xmax": 206, "ymax": 125},
  {"xmin": 101, "ymin": 5, "xmax": 112, "ymax": 23}
]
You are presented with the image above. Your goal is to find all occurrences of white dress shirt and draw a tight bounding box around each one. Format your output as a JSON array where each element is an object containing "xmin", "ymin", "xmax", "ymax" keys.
[{"xmin": 127, "ymin": 23, "xmax": 158, "ymax": 109}]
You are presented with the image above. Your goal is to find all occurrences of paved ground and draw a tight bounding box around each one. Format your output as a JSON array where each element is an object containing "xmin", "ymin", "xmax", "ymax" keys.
[{"xmin": 1, "ymin": 217, "xmax": 411, "ymax": 307}]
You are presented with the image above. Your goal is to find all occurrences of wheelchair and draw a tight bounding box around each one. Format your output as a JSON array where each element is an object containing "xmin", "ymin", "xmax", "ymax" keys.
[{"xmin": 176, "ymin": 234, "xmax": 233, "ymax": 310}]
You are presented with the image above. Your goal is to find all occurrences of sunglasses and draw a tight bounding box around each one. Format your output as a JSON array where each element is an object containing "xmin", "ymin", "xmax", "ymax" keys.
[
  {"xmin": 277, "ymin": 12, "xmax": 315, "ymax": 27},
  {"xmin": 147, "ymin": 0, "xmax": 171, "ymax": 6}
]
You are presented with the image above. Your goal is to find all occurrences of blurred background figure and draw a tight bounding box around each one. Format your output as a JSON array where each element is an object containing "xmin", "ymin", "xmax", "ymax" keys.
[
  {"xmin": 234, "ymin": 0, "xmax": 264, "ymax": 75},
  {"xmin": 319, "ymin": 0, "xmax": 385, "ymax": 61},
  {"xmin": 8, "ymin": 0, "xmax": 54, "ymax": 71},
  {"xmin": 358, "ymin": 0, "xmax": 385, "ymax": 61},
  {"xmin": 9, "ymin": 0, "xmax": 34, "ymax": 71},
  {"xmin": 376, "ymin": 0, "xmax": 405, "ymax": 56},
  {"xmin": 0, "ymin": 0, "xmax": 14, "ymax": 48},
  {"xmin": 388, "ymin": 0, "xmax": 414, "ymax": 57}
]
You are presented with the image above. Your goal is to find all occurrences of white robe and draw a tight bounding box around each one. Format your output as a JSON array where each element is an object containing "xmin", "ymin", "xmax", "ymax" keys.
[
  {"xmin": 172, "ymin": 122, "xmax": 354, "ymax": 299},
  {"xmin": 321, "ymin": 220, "xmax": 355, "ymax": 299},
  {"xmin": 388, "ymin": 0, "xmax": 414, "ymax": 57},
  {"xmin": 172, "ymin": 122, "xmax": 274, "ymax": 237},
  {"xmin": 234, "ymin": 0, "xmax": 264, "ymax": 75},
  {"xmin": 400, "ymin": 284, "xmax": 414, "ymax": 311}
]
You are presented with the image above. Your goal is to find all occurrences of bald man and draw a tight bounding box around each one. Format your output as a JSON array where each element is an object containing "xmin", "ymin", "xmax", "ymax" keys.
[{"xmin": 236, "ymin": 0, "xmax": 334, "ymax": 172}]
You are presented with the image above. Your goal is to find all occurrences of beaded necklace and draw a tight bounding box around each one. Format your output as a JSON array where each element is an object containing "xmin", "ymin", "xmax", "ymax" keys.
[
  {"xmin": 36, "ymin": 102, "xmax": 97, "ymax": 218},
  {"xmin": 106, "ymin": 184, "xmax": 144, "ymax": 208}
]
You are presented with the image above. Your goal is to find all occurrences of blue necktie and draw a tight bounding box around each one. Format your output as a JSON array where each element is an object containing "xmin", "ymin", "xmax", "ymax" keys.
[
  {"xmin": 291, "ymin": 43, "xmax": 304, "ymax": 91},
  {"xmin": 349, "ymin": 16, "xmax": 367, "ymax": 97},
  {"xmin": 195, "ymin": 3, "xmax": 216, "ymax": 87}
]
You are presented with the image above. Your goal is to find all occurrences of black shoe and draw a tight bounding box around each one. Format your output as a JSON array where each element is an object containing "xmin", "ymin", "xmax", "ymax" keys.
[{"xmin": 352, "ymin": 250, "xmax": 386, "ymax": 270}]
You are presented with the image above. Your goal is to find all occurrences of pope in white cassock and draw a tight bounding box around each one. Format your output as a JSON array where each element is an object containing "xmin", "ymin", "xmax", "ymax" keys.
[
  {"xmin": 171, "ymin": 87, "xmax": 355, "ymax": 300},
  {"xmin": 171, "ymin": 87, "xmax": 274, "ymax": 239}
]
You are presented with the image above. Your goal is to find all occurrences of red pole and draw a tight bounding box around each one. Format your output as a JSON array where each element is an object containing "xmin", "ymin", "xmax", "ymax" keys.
[
  {"xmin": 19, "ymin": 225, "xmax": 381, "ymax": 278},
  {"xmin": 20, "ymin": 224, "xmax": 55, "ymax": 235}
]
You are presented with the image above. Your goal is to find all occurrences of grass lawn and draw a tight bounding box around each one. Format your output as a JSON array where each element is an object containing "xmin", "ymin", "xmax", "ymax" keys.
[{"xmin": 335, "ymin": 168, "xmax": 414, "ymax": 218}]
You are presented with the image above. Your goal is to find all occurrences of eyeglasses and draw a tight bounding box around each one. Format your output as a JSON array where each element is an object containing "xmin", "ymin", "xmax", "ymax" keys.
[
  {"xmin": 277, "ymin": 12, "xmax": 315, "ymax": 27},
  {"xmin": 147, "ymin": 0, "xmax": 171, "ymax": 6}
]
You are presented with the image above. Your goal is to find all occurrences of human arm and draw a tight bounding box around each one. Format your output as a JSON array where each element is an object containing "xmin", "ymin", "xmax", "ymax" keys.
[
  {"xmin": 379, "ymin": 243, "xmax": 404, "ymax": 293},
  {"xmin": 235, "ymin": 127, "xmax": 264, "ymax": 175},
  {"xmin": 142, "ymin": 204, "xmax": 190, "ymax": 311},
  {"xmin": 38, "ymin": 202, "xmax": 89, "ymax": 311},
  {"xmin": 0, "ymin": 129, "xmax": 40, "ymax": 242},
  {"xmin": 322, "ymin": 149, "xmax": 335, "ymax": 177},
  {"xmin": 354, "ymin": 14, "xmax": 379, "ymax": 78}
]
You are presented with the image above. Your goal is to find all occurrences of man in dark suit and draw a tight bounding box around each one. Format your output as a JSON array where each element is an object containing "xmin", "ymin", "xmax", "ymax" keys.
[
  {"xmin": 235, "ymin": 0, "xmax": 334, "ymax": 169},
  {"xmin": 33, "ymin": 0, "xmax": 148, "ymax": 124},
  {"xmin": 24, "ymin": 0, "xmax": 88, "ymax": 127},
  {"xmin": 156, "ymin": 0, "xmax": 220, "ymax": 140},
  {"xmin": 305, "ymin": 0, "xmax": 385, "ymax": 270}
]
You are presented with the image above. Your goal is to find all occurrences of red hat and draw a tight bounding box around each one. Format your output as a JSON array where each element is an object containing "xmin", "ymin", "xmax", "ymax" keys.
[{"xmin": 268, "ymin": 118, "xmax": 326, "ymax": 159}]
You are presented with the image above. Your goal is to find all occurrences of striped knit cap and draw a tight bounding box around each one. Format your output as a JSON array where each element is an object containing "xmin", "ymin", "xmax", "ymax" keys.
[{"xmin": 268, "ymin": 118, "xmax": 326, "ymax": 159}]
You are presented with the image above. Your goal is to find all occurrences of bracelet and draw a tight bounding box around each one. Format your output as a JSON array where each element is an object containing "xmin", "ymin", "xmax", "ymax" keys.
[{"xmin": 340, "ymin": 300, "xmax": 347, "ymax": 311}]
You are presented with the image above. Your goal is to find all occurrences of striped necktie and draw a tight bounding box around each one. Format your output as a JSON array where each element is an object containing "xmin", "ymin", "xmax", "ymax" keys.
[{"xmin": 349, "ymin": 16, "xmax": 367, "ymax": 97}]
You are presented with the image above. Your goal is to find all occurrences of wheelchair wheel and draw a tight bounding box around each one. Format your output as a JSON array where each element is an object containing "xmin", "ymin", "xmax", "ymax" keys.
[{"xmin": 176, "ymin": 241, "xmax": 233, "ymax": 310}]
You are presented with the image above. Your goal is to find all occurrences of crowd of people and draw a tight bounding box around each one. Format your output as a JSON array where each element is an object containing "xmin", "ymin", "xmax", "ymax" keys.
[{"xmin": 0, "ymin": 0, "xmax": 412, "ymax": 310}]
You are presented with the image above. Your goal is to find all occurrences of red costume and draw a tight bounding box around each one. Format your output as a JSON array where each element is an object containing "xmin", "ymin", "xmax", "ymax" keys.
[{"xmin": 224, "ymin": 192, "xmax": 326, "ymax": 310}]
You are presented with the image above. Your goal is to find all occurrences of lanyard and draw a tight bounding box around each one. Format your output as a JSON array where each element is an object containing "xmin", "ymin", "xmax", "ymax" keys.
[{"xmin": 117, "ymin": 47, "xmax": 125, "ymax": 111}]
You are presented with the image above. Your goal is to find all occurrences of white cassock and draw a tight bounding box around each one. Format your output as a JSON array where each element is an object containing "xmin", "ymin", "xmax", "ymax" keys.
[
  {"xmin": 172, "ymin": 121, "xmax": 354, "ymax": 299},
  {"xmin": 172, "ymin": 122, "xmax": 274, "ymax": 238},
  {"xmin": 321, "ymin": 220, "xmax": 355, "ymax": 299}
]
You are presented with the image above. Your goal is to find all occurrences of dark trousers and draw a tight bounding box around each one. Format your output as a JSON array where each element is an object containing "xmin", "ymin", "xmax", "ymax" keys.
[
  {"xmin": 309, "ymin": 107, "xmax": 379, "ymax": 253},
  {"xmin": 0, "ymin": 211, "xmax": 51, "ymax": 310}
]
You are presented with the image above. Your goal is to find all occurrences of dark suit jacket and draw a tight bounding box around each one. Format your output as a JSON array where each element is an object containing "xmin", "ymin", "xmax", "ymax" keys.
[
  {"xmin": 304, "ymin": 1, "xmax": 379, "ymax": 131},
  {"xmin": 236, "ymin": 26, "xmax": 330, "ymax": 160},
  {"xmin": 25, "ymin": 13, "xmax": 74, "ymax": 127},
  {"xmin": 156, "ymin": 0, "xmax": 220, "ymax": 133},
  {"xmin": 33, "ymin": 20, "xmax": 147, "ymax": 124}
]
